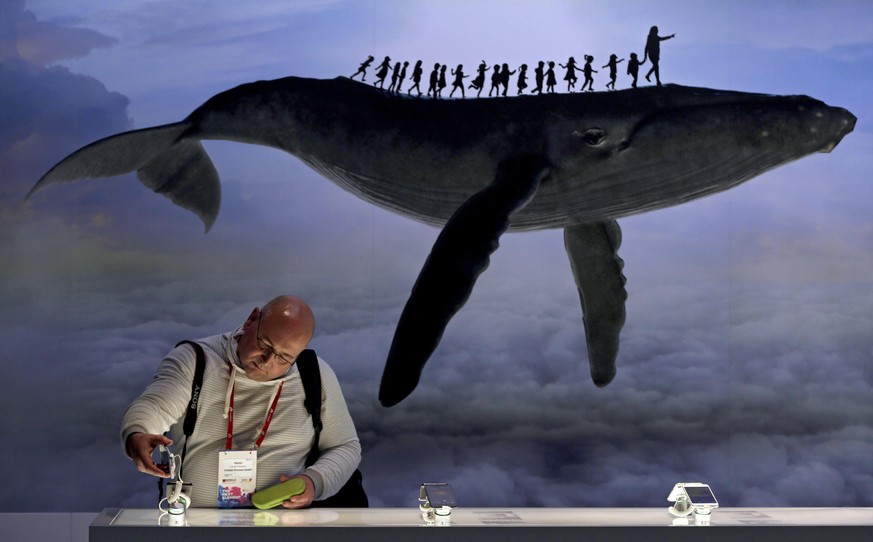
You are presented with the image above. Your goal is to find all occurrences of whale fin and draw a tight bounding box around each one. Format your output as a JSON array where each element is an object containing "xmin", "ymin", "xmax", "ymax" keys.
[
  {"xmin": 28, "ymin": 122, "xmax": 220, "ymax": 232},
  {"xmin": 379, "ymin": 154, "xmax": 551, "ymax": 407},
  {"xmin": 563, "ymin": 220, "xmax": 627, "ymax": 386}
]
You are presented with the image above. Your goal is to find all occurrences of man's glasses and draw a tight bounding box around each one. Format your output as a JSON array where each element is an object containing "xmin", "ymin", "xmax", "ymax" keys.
[{"xmin": 255, "ymin": 314, "xmax": 296, "ymax": 366}]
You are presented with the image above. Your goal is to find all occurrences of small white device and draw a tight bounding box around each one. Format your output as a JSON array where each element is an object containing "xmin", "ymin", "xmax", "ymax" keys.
[
  {"xmin": 157, "ymin": 445, "xmax": 191, "ymax": 523},
  {"xmin": 667, "ymin": 482, "xmax": 718, "ymax": 524},
  {"xmin": 419, "ymin": 483, "xmax": 457, "ymax": 525}
]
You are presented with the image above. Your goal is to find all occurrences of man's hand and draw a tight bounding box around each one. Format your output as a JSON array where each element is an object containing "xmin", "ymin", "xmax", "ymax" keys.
[
  {"xmin": 279, "ymin": 474, "xmax": 315, "ymax": 509},
  {"xmin": 125, "ymin": 432, "xmax": 173, "ymax": 478}
]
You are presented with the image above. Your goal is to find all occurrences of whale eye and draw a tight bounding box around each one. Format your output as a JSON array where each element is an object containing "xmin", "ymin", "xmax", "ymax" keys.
[{"xmin": 573, "ymin": 128, "xmax": 605, "ymax": 146}]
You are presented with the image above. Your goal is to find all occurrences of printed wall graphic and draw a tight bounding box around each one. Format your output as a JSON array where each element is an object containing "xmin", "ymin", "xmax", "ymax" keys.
[{"xmin": 1, "ymin": 0, "xmax": 871, "ymax": 512}]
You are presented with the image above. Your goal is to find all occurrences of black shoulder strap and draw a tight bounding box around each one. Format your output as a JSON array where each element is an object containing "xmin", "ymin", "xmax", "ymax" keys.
[
  {"xmin": 295, "ymin": 349, "xmax": 323, "ymax": 467},
  {"xmin": 175, "ymin": 340, "xmax": 206, "ymax": 438}
]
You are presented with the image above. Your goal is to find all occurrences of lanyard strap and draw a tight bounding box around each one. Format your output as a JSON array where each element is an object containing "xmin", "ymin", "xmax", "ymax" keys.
[{"xmin": 225, "ymin": 370, "xmax": 284, "ymax": 450}]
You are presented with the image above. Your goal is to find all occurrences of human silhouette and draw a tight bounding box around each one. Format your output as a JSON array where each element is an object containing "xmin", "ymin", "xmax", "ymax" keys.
[
  {"xmin": 560, "ymin": 56, "xmax": 581, "ymax": 92},
  {"xmin": 468, "ymin": 60, "xmax": 488, "ymax": 97},
  {"xmin": 488, "ymin": 64, "xmax": 501, "ymax": 97},
  {"xmin": 437, "ymin": 64, "xmax": 448, "ymax": 98},
  {"xmin": 373, "ymin": 56, "xmax": 391, "ymax": 89},
  {"xmin": 387, "ymin": 61, "xmax": 402, "ymax": 93},
  {"xmin": 499, "ymin": 64, "xmax": 516, "ymax": 97},
  {"xmin": 545, "ymin": 61, "xmax": 557, "ymax": 93},
  {"xmin": 450, "ymin": 64, "xmax": 468, "ymax": 98},
  {"xmin": 409, "ymin": 60, "xmax": 424, "ymax": 96},
  {"xmin": 582, "ymin": 55, "xmax": 598, "ymax": 92},
  {"xmin": 396, "ymin": 61, "xmax": 409, "ymax": 93},
  {"xmin": 532, "ymin": 61, "xmax": 545, "ymax": 94},
  {"xmin": 626, "ymin": 52, "xmax": 645, "ymax": 88},
  {"xmin": 351, "ymin": 55, "xmax": 374, "ymax": 81},
  {"xmin": 643, "ymin": 25, "xmax": 676, "ymax": 86},
  {"xmin": 602, "ymin": 54, "xmax": 625, "ymax": 90},
  {"xmin": 516, "ymin": 64, "xmax": 529, "ymax": 95},
  {"xmin": 427, "ymin": 63, "xmax": 440, "ymax": 97}
]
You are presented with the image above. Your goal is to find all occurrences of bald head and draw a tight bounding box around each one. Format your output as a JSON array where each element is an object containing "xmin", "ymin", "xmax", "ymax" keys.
[
  {"xmin": 260, "ymin": 295, "xmax": 316, "ymax": 347},
  {"xmin": 237, "ymin": 295, "xmax": 316, "ymax": 381}
]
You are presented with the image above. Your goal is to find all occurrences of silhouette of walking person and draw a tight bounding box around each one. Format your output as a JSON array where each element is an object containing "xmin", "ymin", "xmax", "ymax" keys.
[
  {"xmin": 373, "ymin": 55, "xmax": 391, "ymax": 89},
  {"xmin": 643, "ymin": 25, "xmax": 676, "ymax": 86},
  {"xmin": 450, "ymin": 64, "xmax": 468, "ymax": 98},
  {"xmin": 626, "ymin": 52, "xmax": 645, "ymax": 88},
  {"xmin": 427, "ymin": 63, "xmax": 440, "ymax": 97},
  {"xmin": 532, "ymin": 61, "xmax": 545, "ymax": 94},
  {"xmin": 409, "ymin": 60, "xmax": 424, "ymax": 96},
  {"xmin": 469, "ymin": 60, "xmax": 488, "ymax": 97},
  {"xmin": 602, "ymin": 54, "xmax": 625, "ymax": 90},
  {"xmin": 396, "ymin": 61, "xmax": 409, "ymax": 94},
  {"xmin": 516, "ymin": 64, "xmax": 529, "ymax": 95},
  {"xmin": 499, "ymin": 63, "xmax": 516, "ymax": 97},
  {"xmin": 545, "ymin": 61, "xmax": 557, "ymax": 93},
  {"xmin": 437, "ymin": 64, "xmax": 448, "ymax": 98},
  {"xmin": 560, "ymin": 56, "xmax": 581, "ymax": 92},
  {"xmin": 582, "ymin": 55, "xmax": 598, "ymax": 92},
  {"xmin": 488, "ymin": 64, "xmax": 501, "ymax": 97},
  {"xmin": 351, "ymin": 55, "xmax": 374, "ymax": 81},
  {"xmin": 387, "ymin": 61, "xmax": 402, "ymax": 93}
]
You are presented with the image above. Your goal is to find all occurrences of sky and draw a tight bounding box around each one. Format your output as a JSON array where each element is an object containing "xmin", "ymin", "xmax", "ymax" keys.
[{"xmin": 1, "ymin": 0, "xmax": 872, "ymax": 513}]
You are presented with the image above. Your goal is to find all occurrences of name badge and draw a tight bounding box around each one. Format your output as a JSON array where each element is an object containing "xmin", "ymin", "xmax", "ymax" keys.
[{"xmin": 217, "ymin": 449, "xmax": 257, "ymax": 508}]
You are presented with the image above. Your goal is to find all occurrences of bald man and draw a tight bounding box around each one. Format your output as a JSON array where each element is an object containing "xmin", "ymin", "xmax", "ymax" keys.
[{"xmin": 122, "ymin": 295, "xmax": 361, "ymax": 508}]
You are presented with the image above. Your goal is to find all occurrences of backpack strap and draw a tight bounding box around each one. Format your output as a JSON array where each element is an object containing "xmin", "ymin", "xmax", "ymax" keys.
[
  {"xmin": 294, "ymin": 349, "xmax": 323, "ymax": 467},
  {"xmin": 174, "ymin": 340, "xmax": 207, "ymax": 476}
]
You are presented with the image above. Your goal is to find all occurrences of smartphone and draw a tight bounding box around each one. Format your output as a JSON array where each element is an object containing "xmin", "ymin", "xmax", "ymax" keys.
[
  {"xmin": 683, "ymin": 483, "xmax": 718, "ymax": 506},
  {"xmin": 422, "ymin": 483, "xmax": 457, "ymax": 508}
]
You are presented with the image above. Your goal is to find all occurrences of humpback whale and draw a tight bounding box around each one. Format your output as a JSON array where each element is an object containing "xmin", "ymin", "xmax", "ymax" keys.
[{"xmin": 29, "ymin": 76, "xmax": 856, "ymax": 406}]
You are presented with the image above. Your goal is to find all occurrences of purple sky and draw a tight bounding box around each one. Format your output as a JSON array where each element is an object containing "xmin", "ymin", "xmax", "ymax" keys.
[{"xmin": 1, "ymin": 0, "xmax": 872, "ymax": 512}]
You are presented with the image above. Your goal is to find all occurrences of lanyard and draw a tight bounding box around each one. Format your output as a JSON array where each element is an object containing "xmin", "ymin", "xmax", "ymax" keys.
[{"xmin": 225, "ymin": 366, "xmax": 285, "ymax": 450}]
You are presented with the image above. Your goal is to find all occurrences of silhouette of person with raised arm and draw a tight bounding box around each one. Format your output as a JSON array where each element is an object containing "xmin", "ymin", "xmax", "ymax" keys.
[
  {"xmin": 409, "ymin": 60, "xmax": 424, "ymax": 96},
  {"xmin": 427, "ymin": 63, "xmax": 440, "ymax": 97},
  {"xmin": 489, "ymin": 64, "xmax": 501, "ymax": 97},
  {"xmin": 396, "ymin": 61, "xmax": 409, "ymax": 94},
  {"xmin": 545, "ymin": 61, "xmax": 557, "ymax": 93},
  {"xmin": 499, "ymin": 64, "xmax": 516, "ymax": 97},
  {"xmin": 560, "ymin": 56, "xmax": 581, "ymax": 92},
  {"xmin": 469, "ymin": 60, "xmax": 488, "ymax": 97},
  {"xmin": 643, "ymin": 25, "xmax": 676, "ymax": 86},
  {"xmin": 387, "ymin": 61, "xmax": 402, "ymax": 93},
  {"xmin": 437, "ymin": 64, "xmax": 448, "ymax": 98},
  {"xmin": 532, "ymin": 61, "xmax": 545, "ymax": 94},
  {"xmin": 516, "ymin": 64, "xmax": 529, "ymax": 95},
  {"xmin": 450, "ymin": 64, "xmax": 468, "ymax": 98},
  {"xmin": 582, "ymin": 55, "xmax": 598, "ymax": 92},
  {"xmin": 351, "ymin": 55, "xmax": 374, "ymax": 81},
  {"xmin": 602, "ymin": 54, "xmax": 625, "ymax": 90},
  {"xmin": 373, "ymin": 55, "xmax": 391, "ymax": 89},
  {"xmin": 626, "ymin": 52, "xmax": 645, "ymax": 88}
]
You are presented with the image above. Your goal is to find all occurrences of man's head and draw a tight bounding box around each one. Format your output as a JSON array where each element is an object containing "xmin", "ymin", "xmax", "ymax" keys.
[{"xmin": 237, "ymin": 295, "xmax": 316, "ymax": 381}]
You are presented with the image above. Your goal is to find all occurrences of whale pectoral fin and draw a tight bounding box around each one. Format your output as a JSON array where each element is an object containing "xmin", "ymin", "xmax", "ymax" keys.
[
  {"xmin": 379, "ymin": 154, "xmax": 551, "ymax": 407},
  {"xmin": 137, "ymin": 139, "xmax": 221, "ymax": 232},
  {"xmin": 563, "ymin": 220, "xmax": 627, "ymax": 387}
]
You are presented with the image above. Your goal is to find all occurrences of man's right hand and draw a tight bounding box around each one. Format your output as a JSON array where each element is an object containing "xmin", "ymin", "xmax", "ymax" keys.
[{"xmin": 125, "ymin": 432, "xmax": 173, "ymax": 478}]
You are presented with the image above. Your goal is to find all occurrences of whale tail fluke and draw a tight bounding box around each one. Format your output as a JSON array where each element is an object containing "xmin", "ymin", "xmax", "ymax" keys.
[{"xmin": 28, "ymin": 122, "xmax": 221, "ymax": 232}]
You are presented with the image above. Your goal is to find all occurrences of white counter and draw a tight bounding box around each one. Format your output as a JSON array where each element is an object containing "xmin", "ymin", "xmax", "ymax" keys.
[{"xmin": 90, "ymin": 507, "xmax": 873, "ymax": 542}]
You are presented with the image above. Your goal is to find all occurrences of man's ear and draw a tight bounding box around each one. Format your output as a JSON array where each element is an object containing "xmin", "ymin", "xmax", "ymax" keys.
[{"xmin": 243, "ymin": 307, "xmax": 260, "ymax": 331}]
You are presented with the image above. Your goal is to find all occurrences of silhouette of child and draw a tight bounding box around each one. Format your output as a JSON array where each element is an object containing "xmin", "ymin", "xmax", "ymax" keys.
[
  {"xmin": 532, "ymin": 61, "xmax": 545, "ymax": 94},
  {"xmin": 450, "ymin": 64, "xmax": 468, "ymax": 98},
  {"xmin": 602, "ymin": 54, "xmax": 625, "ymax": 90},
  {"xmin": 469, "ymin": 60, "xmax": 488, "ymax": 96},
  {"xmin": 545, "ymin": 61, "xmax": 557, "ymax": 93},
  {"xmin": 427, "ymin": 63, "xmax": 440, "ymax": 97},
  {"xmin": 489, "ymin": 64, "xmax": 501, "ymax": 97},
  {"xmin": 373, "ymin": 56, "xmax": 391, "ymax": 89},
  {"xmin": 437, "ymin": 65, "xmax": 448, "ymax": 98},
  {"xmin": 516, "ymin": 64, "xmax": 529, "ymax": 95},
  {"xmin": 396, "ymin": 61, "xmax": 409, "ymax": 93},
  {"xmin": 560, "ymin": 56, "xmax": 581, "ymax": 92},
  {"xmin": 582, "ymin": 55, "xmax": 598, "ymax": 92},
  {"xmin": 409, "ymin": 60, "xmax": 424, "ymax": 96},
  {"xmin": 387, "ymin": 61, "xmax": 402, "ymax": 93},
  {"xmin": 626, "ymin": 52, "xmax": 645, "ymax": 88},
  {"xmin": 643, "ymin": 25, "xmax": 676, "ymax": 86},
  {"xmin": 351, "ymin": 55, "xmax": 374, "ymax": 81},
  {"xmin": 499, "ymin": 64, "xmax": 516, "ymax": 97}
]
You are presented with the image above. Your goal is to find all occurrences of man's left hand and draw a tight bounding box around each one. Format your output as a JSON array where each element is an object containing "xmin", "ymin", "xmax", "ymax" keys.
[{"xmin": 279, "ymin": 474, "xmax": 315, "ymax": 509}]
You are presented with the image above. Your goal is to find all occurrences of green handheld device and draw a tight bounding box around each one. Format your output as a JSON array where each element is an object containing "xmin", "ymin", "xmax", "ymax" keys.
[{"xmin": 252, "ymin": 478, "xmax": 306, "ymax": 509}]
